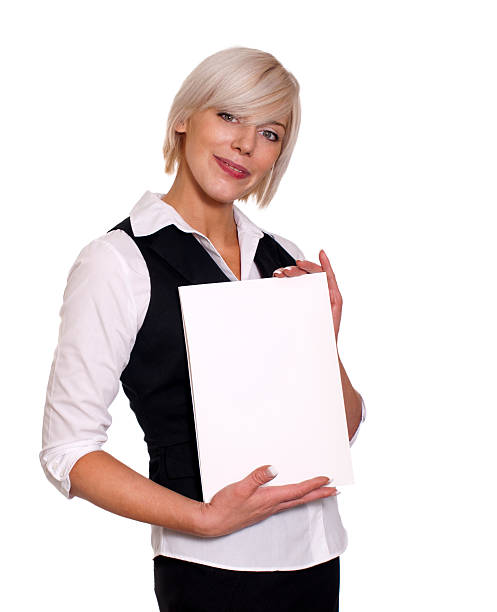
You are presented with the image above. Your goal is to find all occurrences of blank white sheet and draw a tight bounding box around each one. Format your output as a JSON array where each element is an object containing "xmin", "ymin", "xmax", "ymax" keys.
[{"xmin": 178, "ymin": 271, "xmax": 353, "ymax": 503}]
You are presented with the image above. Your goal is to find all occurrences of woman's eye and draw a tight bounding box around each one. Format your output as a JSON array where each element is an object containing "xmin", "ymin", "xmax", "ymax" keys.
[
  {"xmin": 218, "ymin": 112, "xmax": 237, "ymax": 123},
  {"xmin": 218, "ymin": 113, "xmax": 279, "ymax": 142},
  {"xmin": 261, "ymin": 129, "xmax": 279, "ymax": 142}
]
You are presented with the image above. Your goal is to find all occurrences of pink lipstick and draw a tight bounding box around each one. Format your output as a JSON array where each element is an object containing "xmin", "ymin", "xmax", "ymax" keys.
[{"xmin": 213, "ymin": 155, "xmax": 250, "ymax": 179}]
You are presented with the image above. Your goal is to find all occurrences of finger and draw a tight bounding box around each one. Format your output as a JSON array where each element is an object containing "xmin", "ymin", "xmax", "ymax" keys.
[
  {"xmin": 240, "ymin": 465, "xmax": 278, "ymax": 494},
  {"xmin": 266, "ymin": 476, "xmax": 334, "ymax": 505},
  {"xmin": 275, "ymin": 487, "xmax": 339, "ymax": 513},
  {"xmin": 295, "ymin": 259, "xmax": 323, "ymax": 274},
  {"xmin": 318, "ymin": 249, "xmax": 336, "ymax": 280},
  {"xmin": 318, "ymin": 249, "xmax": 341, "ymax": 297},
  {"xmin": 273, "ymin": 266, "xmax": 307, "ymax": 278},
  {"xmin": 281, "ymin": 265, "xmax": 307, "ymax": 277}
]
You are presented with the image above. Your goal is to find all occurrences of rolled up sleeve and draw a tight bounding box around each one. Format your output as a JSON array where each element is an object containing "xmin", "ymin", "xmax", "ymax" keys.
[{"xmin": 39, "ymin": 237, "xmax": 138, "ymax": 498}]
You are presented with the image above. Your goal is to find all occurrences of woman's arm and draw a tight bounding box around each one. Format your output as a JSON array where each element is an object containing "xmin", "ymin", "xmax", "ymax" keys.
[
  {"xmin": 69, "ymin": 450, "xmax": 338, "ymax": 538},
  {"xmin": 39, "ymin": 234, "xmax": 140, "ymax": 500},
  {"xmin": 68, "ymin": 450, "xmax": 206, "ymax": 535},
  {"xmin": 338, "ymin": 355, "xmax": 364, "ymax": 442}
]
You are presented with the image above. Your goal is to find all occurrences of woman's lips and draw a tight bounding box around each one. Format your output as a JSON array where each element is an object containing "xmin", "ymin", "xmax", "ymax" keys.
[{"xmin": 213, "ymin": 155, "xmax": 250, "ymax": 179}]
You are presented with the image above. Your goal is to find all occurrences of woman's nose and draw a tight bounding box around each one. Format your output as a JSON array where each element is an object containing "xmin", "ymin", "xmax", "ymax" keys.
[{"xmin": 231, "ymin": 125, "xmax": 257, "ymax": 155}]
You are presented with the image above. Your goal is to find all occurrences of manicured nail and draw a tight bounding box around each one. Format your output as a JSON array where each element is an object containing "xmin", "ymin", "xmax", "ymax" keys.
[{"xmin": 267, "ymin": 465, "xmax": 278, "ymax": 477}]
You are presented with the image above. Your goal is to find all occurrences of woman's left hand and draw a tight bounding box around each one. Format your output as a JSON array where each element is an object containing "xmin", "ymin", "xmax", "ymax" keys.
[{"xmin": 273, "ymin": 249, "xmax": 342, "ymax": 342}]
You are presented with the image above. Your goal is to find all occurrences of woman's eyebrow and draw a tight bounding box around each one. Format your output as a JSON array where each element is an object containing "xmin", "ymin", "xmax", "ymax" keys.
[
  {"xmin": 243, "ymin": 115, "xmax": 287, "ymax": 130},
  {"xmin": 267, "ymin": 120, "xmax": 287, "ymax": 131}
]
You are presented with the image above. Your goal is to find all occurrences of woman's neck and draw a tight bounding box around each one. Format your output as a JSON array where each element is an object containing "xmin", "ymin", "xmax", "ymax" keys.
[{"xmin": 161, "ymin": 166, "xmax": 238, "ymax": 249}]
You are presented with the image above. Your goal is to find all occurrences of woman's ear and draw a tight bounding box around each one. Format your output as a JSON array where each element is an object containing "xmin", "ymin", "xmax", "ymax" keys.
[{"xmin": 175, "ymin": 119, "xmax": 187, "ymax": 134}]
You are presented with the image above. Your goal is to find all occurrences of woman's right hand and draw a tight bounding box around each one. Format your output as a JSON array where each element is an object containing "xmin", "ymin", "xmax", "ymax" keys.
[{"xmin": 196, "ymin": 465, "xmax": 338, "ymax": 538}]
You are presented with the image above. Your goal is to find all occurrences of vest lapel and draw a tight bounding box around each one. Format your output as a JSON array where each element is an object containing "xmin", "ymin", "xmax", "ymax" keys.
[
  {"xmin": 142, "ymin": 225, "xmax": 232, "ymax": 285},
  {"xmin": 109, "ymin": 216, "xmax": 297, "ymax": 283},
  {"xmin": 253, "ymin": 233, "xmax": 297, "ymax": 278}
]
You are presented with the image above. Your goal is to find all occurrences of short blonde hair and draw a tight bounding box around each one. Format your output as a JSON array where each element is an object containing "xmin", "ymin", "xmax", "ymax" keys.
[{"xmin": 162, "ymin": 46, "xmax": 301, "ymax": 209}]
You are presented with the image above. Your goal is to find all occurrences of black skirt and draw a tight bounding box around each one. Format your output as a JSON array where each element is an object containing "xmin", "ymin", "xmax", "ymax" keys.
[{"xmin": 153, "ymin": 554, "xmax": 340, "ymax": 612}]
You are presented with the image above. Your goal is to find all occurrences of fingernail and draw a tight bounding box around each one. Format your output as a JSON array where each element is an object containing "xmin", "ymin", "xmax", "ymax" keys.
[
  {"xmin": 267, "ymin": 465, "xmax": 278, "ymax": 477},
  {"xmin": 334, "ymin": 491, "xmax": 341, "ymax": 496}
]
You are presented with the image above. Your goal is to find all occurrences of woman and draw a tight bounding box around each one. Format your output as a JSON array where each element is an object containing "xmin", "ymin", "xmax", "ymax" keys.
[{"xmin": 40, "ymin": 46, "xmax": 365, "ymax": 611}]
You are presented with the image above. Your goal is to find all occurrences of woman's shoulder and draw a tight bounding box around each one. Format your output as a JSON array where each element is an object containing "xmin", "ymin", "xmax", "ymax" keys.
[
  {"xmin": 71, "ymin": 227, "xmax": 149, "ymax": 280},
  {"xmin": 63, "ymin": 227, "xmax": 151, "ymax": 329}
]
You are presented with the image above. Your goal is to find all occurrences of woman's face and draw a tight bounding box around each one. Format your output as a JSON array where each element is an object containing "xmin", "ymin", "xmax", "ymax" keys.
[{"xmin": 176, "ymin": 107, "xmax": 288, "ymax": 204}]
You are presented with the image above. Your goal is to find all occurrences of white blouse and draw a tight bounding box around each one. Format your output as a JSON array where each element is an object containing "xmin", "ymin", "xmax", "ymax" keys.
[{"xmin": 40, "ymin": 190, "xmax": 366, "ymax": 571}]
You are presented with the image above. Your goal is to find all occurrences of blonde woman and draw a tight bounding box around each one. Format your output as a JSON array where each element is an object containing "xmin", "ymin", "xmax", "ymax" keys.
[{"xmin": 40, "ymin": 46, "xmax": 365, "ymax": 611}]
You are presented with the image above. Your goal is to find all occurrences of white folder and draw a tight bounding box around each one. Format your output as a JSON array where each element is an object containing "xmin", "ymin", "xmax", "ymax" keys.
[{"xmin": 178, "ymin": 271, "xmax": 354, "ymax": 503}]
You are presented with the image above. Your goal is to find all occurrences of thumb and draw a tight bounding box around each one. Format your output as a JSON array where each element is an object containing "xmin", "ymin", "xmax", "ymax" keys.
[{"xmin": 245, "ymin": 465, "xmax": 278, "ymax": 491}]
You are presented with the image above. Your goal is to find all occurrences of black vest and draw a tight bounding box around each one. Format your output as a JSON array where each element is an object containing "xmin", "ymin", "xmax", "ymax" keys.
[{"xmin": 107, "ymin": 217, "xmax": 296, "ymax": 501}]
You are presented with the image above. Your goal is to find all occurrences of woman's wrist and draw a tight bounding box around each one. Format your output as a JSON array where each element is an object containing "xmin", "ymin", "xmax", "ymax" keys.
[
  {"xmin": 170, "ymin": 498, "xmax": 212, "ymax": 537},
  {"xmin": 185, "ymin": 500, "xmax": 218, "ymax": 537}
]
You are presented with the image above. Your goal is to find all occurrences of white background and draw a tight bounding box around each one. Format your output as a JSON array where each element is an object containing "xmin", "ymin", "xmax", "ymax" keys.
[{"xmin": 1, "ymin": 1, "xmax": 495, "ymax": 610}]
